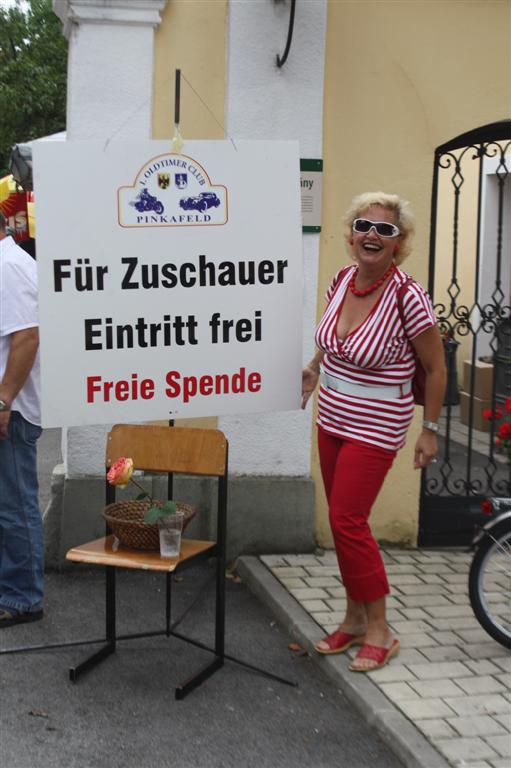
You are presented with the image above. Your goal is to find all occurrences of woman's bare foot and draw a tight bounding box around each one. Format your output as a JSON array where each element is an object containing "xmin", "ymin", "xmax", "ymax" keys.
[
  {"xmin": 315, "ymin": 622, "xmax": 367, "ymax": 653},
  {"xmin": 349, "ymin": 630, "xmax": 399, "ymax": 672}
]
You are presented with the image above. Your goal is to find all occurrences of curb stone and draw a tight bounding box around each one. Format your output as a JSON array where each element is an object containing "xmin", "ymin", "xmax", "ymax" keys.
[{"xmin": 237, "ymin": 556, "xmax": 451, "ymax": 768}]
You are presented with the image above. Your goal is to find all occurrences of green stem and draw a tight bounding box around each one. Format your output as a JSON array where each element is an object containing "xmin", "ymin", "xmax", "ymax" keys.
[{"xmin": 129, "ymin": 476, "xmax": 154, "ymax": 505}]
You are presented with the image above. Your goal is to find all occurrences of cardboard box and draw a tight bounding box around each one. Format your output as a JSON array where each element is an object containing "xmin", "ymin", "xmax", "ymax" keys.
[
  {"xmin": 459, "ymin": 391, "xmax": 492, "ymax": 432},
  {"xmin": 462, "ymin": 360, "xmax": 494, "ymax": 401}
]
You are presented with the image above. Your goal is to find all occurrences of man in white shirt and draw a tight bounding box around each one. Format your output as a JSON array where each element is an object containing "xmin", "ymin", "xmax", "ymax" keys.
[{"xmin": 0, "ymin": 210, "xmax": 43, "ymax": 627}]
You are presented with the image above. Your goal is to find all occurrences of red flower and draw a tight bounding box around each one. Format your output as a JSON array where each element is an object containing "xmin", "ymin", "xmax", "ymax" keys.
[
  {"xmin": 497, "ymin": 422, "xmax": 511, "ymax": 440},
  {"xmin": 495, "ymin": 407, "xmax": 503, "ymax": 420},
  {"xmin": 481, "ymin": 500, "xmax": 493, "ymax": 516},
  {"xmin": 496, "ymin": 438, "xmax": 501, "ymax": 446},
  {"xmin": 506, "ymin": 397, "xmax": 511, "ymax": 413},
  {"xmin": 483, "ymin": 408, "xmax": 495, "ymax": 421}
]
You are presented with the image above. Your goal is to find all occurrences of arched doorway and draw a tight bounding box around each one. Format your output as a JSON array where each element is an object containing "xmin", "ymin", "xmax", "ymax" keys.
[{"xmin": 420, "ymin": 121, "xmax": 511, "ymax": 546}]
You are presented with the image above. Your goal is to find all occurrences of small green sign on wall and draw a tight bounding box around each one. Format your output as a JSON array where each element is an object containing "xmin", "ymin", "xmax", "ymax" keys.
[{"xmin": 300, "ymin": 158, "xmax": 323, "ymax": 233}]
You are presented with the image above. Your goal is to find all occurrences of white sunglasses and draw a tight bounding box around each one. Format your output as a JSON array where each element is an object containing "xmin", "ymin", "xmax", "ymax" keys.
[{"xmin": 352, "ymin": 218, "xmax": 400, "ymax": 238}]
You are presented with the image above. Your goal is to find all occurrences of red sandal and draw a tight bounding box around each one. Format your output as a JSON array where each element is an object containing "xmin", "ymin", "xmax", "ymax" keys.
[
  {"xmin": 315, "ymin": 630, "xmax": 366, "ymax": 655},
  {"xmin": 349, "ymin": 638, "xmax": 400, "ymax": 672}
]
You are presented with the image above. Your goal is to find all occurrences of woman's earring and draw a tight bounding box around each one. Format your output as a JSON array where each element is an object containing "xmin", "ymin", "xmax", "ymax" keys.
[{"xmin": 349, "ymin": 238, "xmax": 354, "ymax": 246}]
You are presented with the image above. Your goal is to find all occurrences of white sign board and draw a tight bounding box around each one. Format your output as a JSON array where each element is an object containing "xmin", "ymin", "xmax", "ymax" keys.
[{"xmin": 33, "ymin": 141, "xmax": 303, "ymax": 428}]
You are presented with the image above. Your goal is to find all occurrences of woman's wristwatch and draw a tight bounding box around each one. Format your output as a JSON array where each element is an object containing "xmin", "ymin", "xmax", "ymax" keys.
[{"xmin": 423, "ymin": 420, "xmax": 439, "ymax": 433}]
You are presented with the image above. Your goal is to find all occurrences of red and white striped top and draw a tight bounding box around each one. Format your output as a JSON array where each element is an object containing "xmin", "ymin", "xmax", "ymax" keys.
[{"xmin": 315, "ymin": 265, "xmax": 437, "ymax": 451}]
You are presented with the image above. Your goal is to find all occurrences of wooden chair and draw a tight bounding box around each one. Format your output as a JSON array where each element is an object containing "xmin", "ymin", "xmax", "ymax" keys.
[{"xmin": 66, "ymin": 424, "xmax": 228, "ymax": 699}]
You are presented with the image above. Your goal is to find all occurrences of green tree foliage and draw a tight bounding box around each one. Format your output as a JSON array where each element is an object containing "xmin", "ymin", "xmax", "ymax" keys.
[{"xmin": 0, "ymin": 0, "xmax": 67, "ymax": 175}]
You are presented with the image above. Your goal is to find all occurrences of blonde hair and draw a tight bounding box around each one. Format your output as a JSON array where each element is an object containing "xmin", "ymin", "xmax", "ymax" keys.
[{"xmin": 343, "ymin": 191, "xmax": 415, "ymax": 264}]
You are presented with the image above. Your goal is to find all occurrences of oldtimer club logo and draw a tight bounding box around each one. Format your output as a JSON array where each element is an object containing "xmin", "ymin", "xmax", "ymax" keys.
[{"xmin": 118, "ymin": 153, "xmax": 228, "ymax": 228}]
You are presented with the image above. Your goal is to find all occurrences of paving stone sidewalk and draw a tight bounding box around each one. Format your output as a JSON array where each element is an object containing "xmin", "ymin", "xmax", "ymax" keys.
[{"xmin": 259, "ymin": 548, "xmax": 511, "ymax": 768}]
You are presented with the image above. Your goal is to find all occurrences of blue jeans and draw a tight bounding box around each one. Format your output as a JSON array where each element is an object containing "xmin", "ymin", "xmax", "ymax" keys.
[{"xmin": 0, "ymin": 411, "xmax": 43, "ymax": 613}]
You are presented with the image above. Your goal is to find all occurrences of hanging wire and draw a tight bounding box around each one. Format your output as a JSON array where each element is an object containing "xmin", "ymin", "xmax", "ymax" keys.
[
  {"xmin": 102, "ymin": 70, "xmax": 236, "ymax": 152},
  {"xmin": 180, "ymin": 72, "xmax": 237, "ymax": 151}
]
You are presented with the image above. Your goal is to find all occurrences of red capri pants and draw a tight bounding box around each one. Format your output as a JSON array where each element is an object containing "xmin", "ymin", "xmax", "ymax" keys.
[{"xmin": 318, "ymin": 427, "xmax": 396, "ymax": 603}]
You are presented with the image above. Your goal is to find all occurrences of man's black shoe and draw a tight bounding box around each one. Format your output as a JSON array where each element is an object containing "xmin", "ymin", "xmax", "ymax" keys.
[{"xmin": 0, "ymin": 607, "xmax": 43, "ymax": 628}]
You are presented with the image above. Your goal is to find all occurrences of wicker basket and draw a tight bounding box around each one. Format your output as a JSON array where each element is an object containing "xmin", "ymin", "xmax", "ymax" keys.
[{"xmin": 102, "ymin": 500, "xmax": 196, "ymax": 551}]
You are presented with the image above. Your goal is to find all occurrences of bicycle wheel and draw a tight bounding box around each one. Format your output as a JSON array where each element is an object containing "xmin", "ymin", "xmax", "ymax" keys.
[{"xmin": 469, "ymin": 519, "xmax": 511, "ymax": 649}]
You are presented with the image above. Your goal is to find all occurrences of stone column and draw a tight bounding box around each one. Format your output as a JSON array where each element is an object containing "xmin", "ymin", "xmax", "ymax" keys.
[{"xmin": 54, "ymin": 0, "xmax": 167, "ymax": 143}]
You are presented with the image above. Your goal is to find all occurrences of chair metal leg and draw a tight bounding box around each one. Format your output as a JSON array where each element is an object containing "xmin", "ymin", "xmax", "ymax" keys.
[
  {"xmin": 170, "ymin": 628, "xmax": 296, "ymax": 689},
  {"xmin": 105, "ymin": 565, "xmax": 116, "ymax": 645},
  {"xmin": 215, "ymin": 473, "xmax": 227, "ymax": 658},
  {"xmin": 69, "ymin": 565, "xmax": 117, "ymax": 682},
  {"xmin": 69, "ymin": 643, "xmax": 115, "ymax": 682},
  {"xmin": 175, "ymin": 656, "xmax": 224, "ymax": 700},
  {"xmin": 166, "ymin": 572, "xmax": 172, "ymax": 637}
]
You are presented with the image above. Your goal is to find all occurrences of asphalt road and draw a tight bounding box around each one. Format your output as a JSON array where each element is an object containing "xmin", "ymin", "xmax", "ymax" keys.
[{"xmin": 0, "ymin": 564, "xmax": 399, "ymax": 768}]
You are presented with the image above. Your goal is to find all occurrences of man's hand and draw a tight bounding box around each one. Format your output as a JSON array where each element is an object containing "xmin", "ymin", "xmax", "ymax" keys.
[{"xmin": 0, "ymin": 410, "xmax": 11, "ymax": 440}]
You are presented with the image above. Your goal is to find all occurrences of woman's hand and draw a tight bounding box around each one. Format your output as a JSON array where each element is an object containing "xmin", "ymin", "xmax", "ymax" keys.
[
  {"xmin": 413, "ymin": 430, "xmax": 438, "ymax": 469},
  {"xmin": 302, "ymin": 365, "xmax": 320, "ymax": 409},
  {"xmin": 411, "ymin": 326, "xmax": 446, "ymax": 469}
]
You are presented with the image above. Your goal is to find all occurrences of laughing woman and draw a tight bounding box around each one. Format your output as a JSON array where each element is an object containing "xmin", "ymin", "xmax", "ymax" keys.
[{"xmin": 302, "ymin": 192, "xmax": 446, "ymax": 672}]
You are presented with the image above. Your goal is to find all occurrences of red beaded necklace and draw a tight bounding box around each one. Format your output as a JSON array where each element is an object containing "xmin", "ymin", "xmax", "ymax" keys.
[{"xmin": 349, "ymin": 263, "xmax": 395, "ymax": 297}]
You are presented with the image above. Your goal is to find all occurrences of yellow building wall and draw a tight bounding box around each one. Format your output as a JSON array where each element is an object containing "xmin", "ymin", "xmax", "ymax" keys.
[
  {"xmin": 152, "ymin": 0, "xmax": 227, "ymax": 429},
  {"xmin": 152, "ymin": 0, "xmax": 226, "ymax": 142},
  {"xmin": 316, "ymin": 0, "xmax": 511, "ymax": 547}
]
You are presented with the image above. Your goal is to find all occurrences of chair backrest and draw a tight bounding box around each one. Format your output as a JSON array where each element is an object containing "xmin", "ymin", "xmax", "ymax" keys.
[{"xmin": 105, "ymin": 424, "xmax": 227, "ymax": 477}]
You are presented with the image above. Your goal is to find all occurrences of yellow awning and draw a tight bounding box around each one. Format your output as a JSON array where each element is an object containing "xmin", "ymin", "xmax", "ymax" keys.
[{"xmin": 0, "ymin": 175, "xmax": 16, "ymax": 203}]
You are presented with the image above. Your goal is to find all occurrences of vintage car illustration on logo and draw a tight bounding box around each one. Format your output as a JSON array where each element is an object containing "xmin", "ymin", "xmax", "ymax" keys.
[
  {"xmin": 118, "ymin": 152, "xmax": 228, "ymax": 227},
  {"xmin": 179, "ymin": 192, "xmax": 221, "ymax": 212},
  {"xmin": 129, "ymin": 188, "xmax": 164, "ymax": 215}
]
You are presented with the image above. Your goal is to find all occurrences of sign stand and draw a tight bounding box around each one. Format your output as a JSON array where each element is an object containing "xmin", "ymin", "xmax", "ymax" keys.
[{"xmin": 171, "ymin": 68, "xmax": 183, "ymax": 154}]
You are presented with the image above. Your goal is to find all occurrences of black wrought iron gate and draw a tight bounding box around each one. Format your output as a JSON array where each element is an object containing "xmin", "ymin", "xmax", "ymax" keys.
[{"xmin": 419, "ymin": 121, "xmax": 511, "ymax": 546}]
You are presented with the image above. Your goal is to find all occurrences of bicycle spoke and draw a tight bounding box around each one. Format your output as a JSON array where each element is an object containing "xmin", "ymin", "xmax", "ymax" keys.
[
  {"xmin": 485, "ymin": 534, "xmax": 511, "ymax": 577},
  {"xmin": 470, "ymin": 525, "xmax": 511, "ymax": 647}
]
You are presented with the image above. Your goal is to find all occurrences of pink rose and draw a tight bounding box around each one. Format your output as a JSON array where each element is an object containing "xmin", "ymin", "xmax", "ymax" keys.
[{"xmin": 107, "ymin": 457, "xmax": 134, "ymax": 488}]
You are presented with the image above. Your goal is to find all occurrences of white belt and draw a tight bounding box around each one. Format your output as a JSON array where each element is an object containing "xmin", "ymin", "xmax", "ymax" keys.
[{"xmin": 320, "ymin": 367, "xmax": 411, "ymax": 399}]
